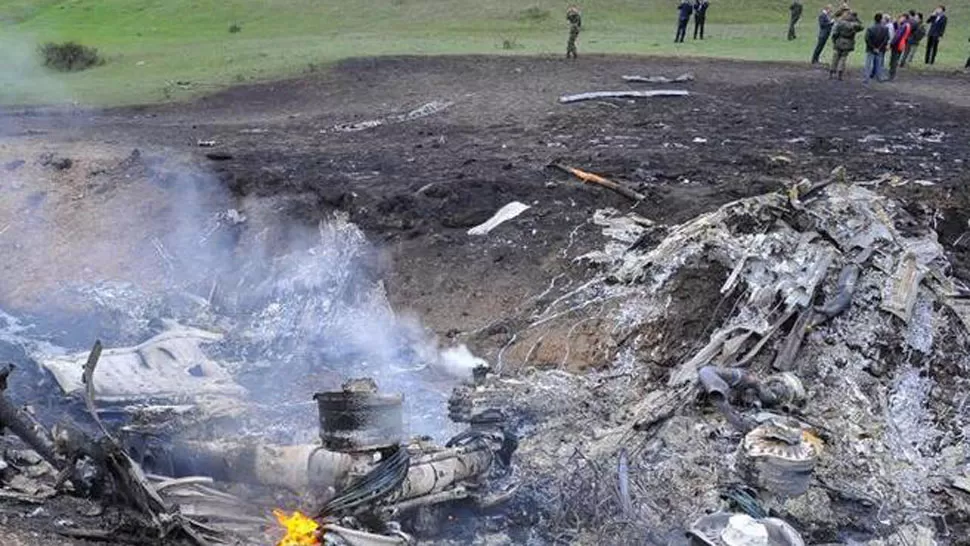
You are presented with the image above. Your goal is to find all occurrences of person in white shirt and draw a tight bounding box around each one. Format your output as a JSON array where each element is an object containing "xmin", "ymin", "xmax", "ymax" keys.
[{"xmin": 883, "ymin": 13, "xmax": 895, "ymax": 42}]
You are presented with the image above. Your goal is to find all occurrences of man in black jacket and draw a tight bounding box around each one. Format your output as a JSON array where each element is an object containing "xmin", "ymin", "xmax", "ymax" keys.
[
  {"xmin": 925, "ymin": 5, "xmax": 947, "ymax": 64},
  {"xmin": 863, "ymin": 12, "xmax": 890, "ymax": 82},
  {"xmin": 812, "ymin": 5, "xmax": 835, "ymax": 64},
  {"xmin": 694, "ymin": 0, "xmax": 710, "ymax": 40},
  {"xmin": 789, "ymin": 0, "xmax": 804, "ymax": 40},
  {"xmin": 675, "ymin": 0, "xmax": 693, "ymax": 43}
]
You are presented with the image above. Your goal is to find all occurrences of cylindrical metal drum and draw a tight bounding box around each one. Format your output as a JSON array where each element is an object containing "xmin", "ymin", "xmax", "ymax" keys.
[{"xmin": 315, "ymin": 385, "xmax": 404, "ymax": 452}]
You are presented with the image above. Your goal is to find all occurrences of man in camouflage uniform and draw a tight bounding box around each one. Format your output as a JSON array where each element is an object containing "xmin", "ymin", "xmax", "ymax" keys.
[
  {"xmin": 829, "ymin": 11, "xmax": 863, "ymax": 80},
  {"xmin": 566, "ymin": 6, "xmax": 582, "ymax": 59},
  {"xmin": 788, "ymin": 0, "xmax": 804, "ymax": 40}
]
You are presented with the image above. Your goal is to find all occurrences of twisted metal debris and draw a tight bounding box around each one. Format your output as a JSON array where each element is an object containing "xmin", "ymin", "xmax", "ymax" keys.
[{"xmin": 461, "ymin": 168, "xmax": 970, "ymax": 544}]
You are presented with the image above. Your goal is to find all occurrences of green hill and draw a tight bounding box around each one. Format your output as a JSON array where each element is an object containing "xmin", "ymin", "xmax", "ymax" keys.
[{"xmin": 1, "ymin": 0, "xmax": 967, "ymax": 105}]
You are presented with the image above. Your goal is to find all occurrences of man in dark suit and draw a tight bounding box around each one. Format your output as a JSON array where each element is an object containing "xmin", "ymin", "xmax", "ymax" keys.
[
  {"xmin": 924, "ymin": 5, "xmax": 947, "ymax": 64},
  {"xmin": 812, "ymin": 5, "xmax": 835, "ymax": 64},
  {"xmin": 676, "ymin": 0, "xmax": 693, "ymax": 43},
  {"xmin": 694, "ymin": 0, "xmax": 710, "ymax": 40}
]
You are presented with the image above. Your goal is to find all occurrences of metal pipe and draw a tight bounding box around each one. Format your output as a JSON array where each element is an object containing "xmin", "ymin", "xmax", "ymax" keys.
[
  {"xmin": 137, "ymin": 440, "xmax": 363, "ymax": 493},
  {"xmin": 392, "ymin": 446, "xmax": 492, "ymax": 501}
]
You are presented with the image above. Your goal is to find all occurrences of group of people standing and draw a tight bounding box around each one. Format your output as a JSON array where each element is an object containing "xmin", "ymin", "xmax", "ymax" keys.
[
  {"xmin": 676, "ymin": 0, "xmax": 712, "ymax": 42},
  {"xmin": 564, "ymin": 2, "xmax": 965, "ymax": 71},
  {"xmin": 808, "ymin": 4, "xmax": 952, "ymax": 80}
]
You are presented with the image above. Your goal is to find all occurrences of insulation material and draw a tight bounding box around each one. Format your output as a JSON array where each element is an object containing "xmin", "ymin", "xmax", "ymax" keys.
[
  {"xmin": 40, "ymin": 326, "xmax": 244, "ymax": 402},
  {"xmin": 467, "ymin": 202, "xmax": 531, "ymax": 236}
]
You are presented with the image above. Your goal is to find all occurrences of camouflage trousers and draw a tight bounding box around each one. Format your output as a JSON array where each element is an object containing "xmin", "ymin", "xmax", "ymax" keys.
[
  {"xmin": 567, "ymin": 27, "xmax": 580, "ymax": 58},
  {"xmin": 830, "ymin": 49, "xmax": 851, "ymax": 74}
]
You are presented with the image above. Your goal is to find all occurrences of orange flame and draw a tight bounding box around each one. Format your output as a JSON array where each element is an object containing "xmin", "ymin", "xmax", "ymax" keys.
[{"xmin": 273, "ymin": 509, "xmax": 321, "ymax": 546}]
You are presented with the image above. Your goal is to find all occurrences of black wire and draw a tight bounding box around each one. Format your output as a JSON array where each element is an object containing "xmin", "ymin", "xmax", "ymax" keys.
[{"xmin": 319, "ymin": 445, "xmax": 410, "ymax": 517}]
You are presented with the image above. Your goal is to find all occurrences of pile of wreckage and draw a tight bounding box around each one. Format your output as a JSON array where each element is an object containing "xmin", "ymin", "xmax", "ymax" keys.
[
  {"xmin": 456, "ymin": 167, "xmax": 970, "ymax": 545},
  {"xmin": 2, "ymin": 167, "xmax": 970, "ymax": 546}
]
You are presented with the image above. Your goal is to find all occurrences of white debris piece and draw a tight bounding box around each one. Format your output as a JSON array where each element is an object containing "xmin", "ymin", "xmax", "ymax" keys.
[
  {"xmin": 467, "ymin": 201, "xmax": 531, "ymax": 236},
  {"xmin": 331, "ymin": 100, "xmax": 453, "ymax": 132},
  {"xmin": 720, "ymin": 514, "xmax": 769, "ymax": 546},
  {"xmin": 559, "ymin": 90, "xmax": 689, "ymax": 104},
  {"xmin": 591, "ymin": 208, "xmax": 654, "ymax": 244},
  {"xmin": 622, "ymin": 73, "xmax": 695, "ymax": 84},
  {"xmin": 40, "ymin": 326, "xmax": 245, "ymax": 402}
]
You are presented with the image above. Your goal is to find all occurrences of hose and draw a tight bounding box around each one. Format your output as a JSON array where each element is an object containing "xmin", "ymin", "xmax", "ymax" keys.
[{"xmin": 319, "ymin": 444, "xmax": 410, "ymax": 517}]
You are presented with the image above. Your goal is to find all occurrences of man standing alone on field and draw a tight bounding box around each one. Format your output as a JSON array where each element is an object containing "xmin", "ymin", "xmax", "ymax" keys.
[
  {"xmin": 812, "ymin": 5, "xmax": 835, "ymax": 64},
  {"xmin": 789, "ymin": 0, "xmax": 804, "ymax": 40},
  {"xmin": 676, "ymin": 0, "xmax": 693, "ymax": 43},
  {"xmin": 863, "ymin": 12, "xmax": 890, "ymax": 82},
  {"xmin": 694, "ymin": 0, "xmax": 710, "ymax": 40},
  {"xmin": 566, "ymin": 5, "xmax": 582, "ymax": 59},
  {"xmin": 830, "ymin": 11, "xmax": 863, "ymax": 79},
  {"xmin": 924, "ymin": 5, "xmax": 947, "ymax": 64}
]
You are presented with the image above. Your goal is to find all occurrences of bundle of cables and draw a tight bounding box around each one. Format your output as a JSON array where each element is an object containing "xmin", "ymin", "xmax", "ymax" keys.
[{"xmin": 318, "ymin": 445, "xmax": 410, "ymax": 517}]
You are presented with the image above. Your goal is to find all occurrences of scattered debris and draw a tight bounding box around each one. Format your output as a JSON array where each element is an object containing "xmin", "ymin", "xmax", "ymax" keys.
[
  {"xmin": 548, "ymin": 163, "xmax": 646, "ymax": 201},
  {"xmin": 622, "ymin": 73, "xmax": 695, "ymax": 84},
  {"xmin": 458, "ymin": 168, "xmax": 964, "ymax": 544},
  {"xmin": 908, "ymin": 128, "xmax": 945, "ymax": 143},
  {"xmin": 558, "ymin": 90, "xmax": 689, "ymax": 104},
  {"xmin": 334, "ymin": 119, "xmax": 385, "ymax": 132},
  {"xmin": 38, "ymin": 153, "xmax": 73, "ymax": 170},
  {"xmin": 467, "ymin": 201, "xmax": 531, "ymax": 236},
  {"xmin": 332, "ymin": 100, "xmax": 453, "ymax": 132}
]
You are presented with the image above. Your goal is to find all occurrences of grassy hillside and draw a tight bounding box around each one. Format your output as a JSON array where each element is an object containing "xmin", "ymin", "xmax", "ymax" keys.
[{"xmin": 1, "ymin": 0, "xmax": 968, "ymax": 105}]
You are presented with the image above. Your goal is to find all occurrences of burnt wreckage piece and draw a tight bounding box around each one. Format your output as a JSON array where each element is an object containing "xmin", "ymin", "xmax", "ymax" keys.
[{"xmin": 126, "ymin": 378, "xmax": 517, "ymax": 541}]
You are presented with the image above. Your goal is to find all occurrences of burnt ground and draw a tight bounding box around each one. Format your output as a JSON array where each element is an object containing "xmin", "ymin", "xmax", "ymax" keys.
[{"xmin": 2, "ymin": 55, "xmax": 970, "ymax": 544}]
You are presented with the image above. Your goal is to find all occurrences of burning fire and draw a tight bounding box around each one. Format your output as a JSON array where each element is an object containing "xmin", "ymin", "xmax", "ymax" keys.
[{"xmin": 273, "ymin": 509, "xmax": 321, "ymax": 546}]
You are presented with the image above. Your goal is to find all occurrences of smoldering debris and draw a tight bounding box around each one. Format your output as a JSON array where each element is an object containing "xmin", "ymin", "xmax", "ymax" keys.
[
  {"xmin": 456, "ymin": 167, "xmax": 970, "ymax": 544},
  {"xmin": 4, "ymin": 159, "xmax": 970, "ymax": 545},
  {"xmin": 0, "ymin": 147, "xmax": 514, "ymax": 544}
]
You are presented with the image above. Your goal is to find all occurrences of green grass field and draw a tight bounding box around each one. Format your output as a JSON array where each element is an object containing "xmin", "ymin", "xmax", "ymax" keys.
[{"xmin": 1, "ymin": 0, "xmax": 968, "ymax": 106}]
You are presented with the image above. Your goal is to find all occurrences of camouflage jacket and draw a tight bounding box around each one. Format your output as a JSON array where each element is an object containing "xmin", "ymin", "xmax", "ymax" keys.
[
  {"xmin": 567, "ymin": 10, "xmax": 582, "ymax": 30},
  {"xmin": 831, "ymin": 18, "xmax": 863, "ymax": 51}
]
